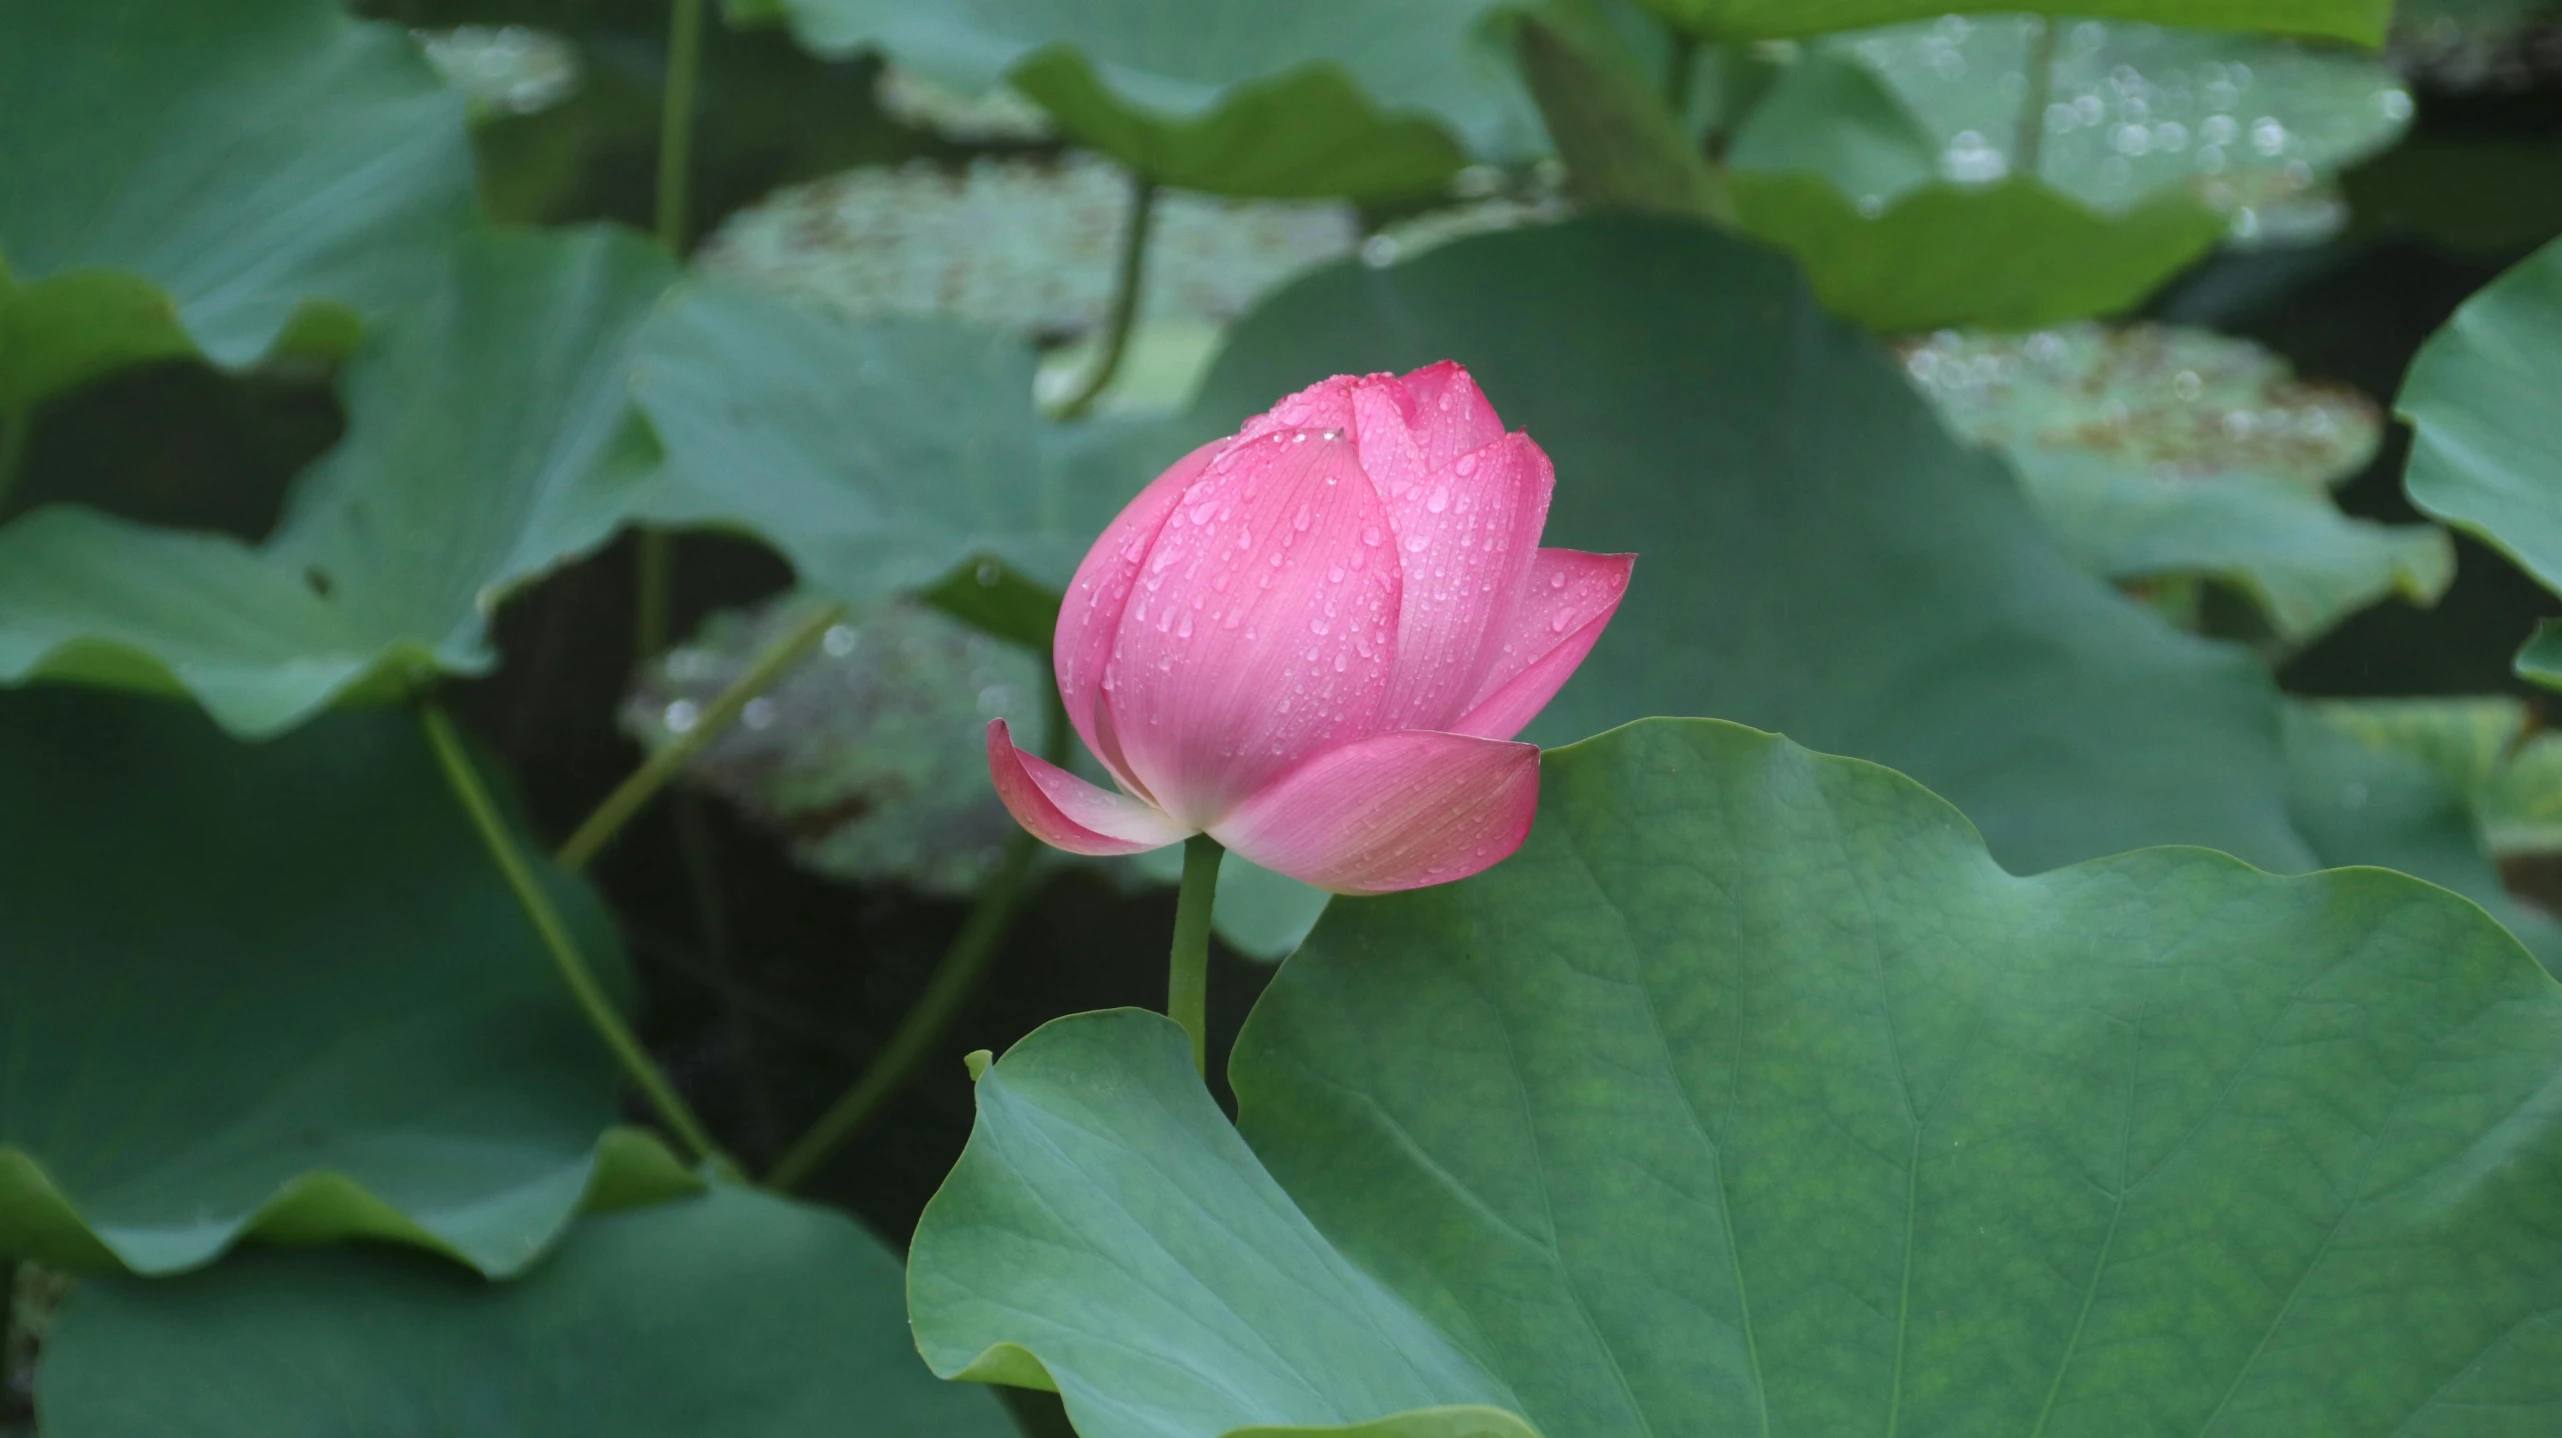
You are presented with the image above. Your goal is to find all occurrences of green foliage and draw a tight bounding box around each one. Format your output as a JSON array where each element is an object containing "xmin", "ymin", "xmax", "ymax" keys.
[
  {"xmin": 0, "ymin": 0, "xmax": 475, "ymax": 409},
  {"xmin": 2401, "ymin": 237, "xmax": 2562, "ymax": 687},
  {"xmin": 1903, "ymin": 324, "xmax": 2451, "ymax": 639},
  {"xmin": 1831, "ymin": 15, "xmax": 2410, "ymax": 218},
  {"xmin": 913, "ymin": 718, "xmax": 2562, "ymax": 1436},
  {"xmin": 1642, "ymin": 0, "xmax": 2391, "ymax": 45},
  {"xmin": 0, "ymin": 691, "xmax": 693, "ymax": 1278},
  {"xmin": 2300, "ymin": 696, "xmax": 2562, "ymax": 858},
  {"xmin": 37, "ymin": 1185, "xmax": 1020, "ymax": 1438},
  {"xmin": 0, "ymin": 227, "xmax": 675, "ymax": 737},
  {"xmin": 2281, "ymin": 700, "xmax": 2562, "ymax": 969},
  {"xmin": 626, "ymin": 279, "xmax": 1133, "ymax": 608},
  {"xmin": 1730, "ymin": 174, "xmax": 2225, "ymax": 332},
  {"xmin": 765, "ymin": 0, "xmax": 1533, "ymax": 197}
]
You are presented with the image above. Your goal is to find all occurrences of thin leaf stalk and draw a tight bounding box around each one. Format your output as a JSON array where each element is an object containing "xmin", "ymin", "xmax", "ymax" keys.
[
  {"xmin": 419, "ymin": 702, "xmax": 727, "ymax": 1169},
  {"xmin": 560, "ymin": 599, "xmax": 848, "ymax": 872},
  {"xmin": 1049, "ymin": 172, "xmax": 1159, "ymax": 421}
]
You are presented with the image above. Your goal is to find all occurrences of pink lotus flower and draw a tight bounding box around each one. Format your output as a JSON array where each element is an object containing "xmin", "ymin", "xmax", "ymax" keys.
[{"xmin": 987, "ymin": 362, "xmax": 1634, "ymax": 894}]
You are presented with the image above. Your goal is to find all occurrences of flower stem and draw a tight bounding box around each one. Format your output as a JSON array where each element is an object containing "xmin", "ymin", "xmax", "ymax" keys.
[
  {"xmin": 1169, "ymin": 833, "xmax": 1224, "ymax": 1076},
  {"xmin": 560, "ymin": 600, "xmax": 845, "ymax": 873},
  {"xmin": 764, "ymin": 829, "xmax": 1045, "ymax": 1191},
  {"xmin": 420, "ymin": 703, "xmax": 727, "ymax": 1169},
  {"xmin": 1050, "ymin": 172, "xmax": 1158, "ymax": 421},
  {"xmin": 762, "ymin": 681, "xmax": 1070, "ymax": 1189}
]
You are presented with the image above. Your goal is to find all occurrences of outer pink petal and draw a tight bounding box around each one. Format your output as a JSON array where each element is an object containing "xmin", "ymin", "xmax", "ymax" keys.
[
  {"xmin": 1053, "ymin": 439, "xmax": 1224, "ymax": 800},
  {"xmin": 1210, "ymin": 729, "xmax": 1540, "ymax": 895},
  {"xmin": 1369, "ymin": 430, "xmax": 1556, "ymax": 731},
  {"xmin": 1451, "ymin": 550, "xmax": 1636, "ymax": 741},
  {"xmin": 986, "ymin": 720, "xmax": 1193, "ymax": 856},
  {"xmin": 1104, "ymin": 425, "xmax": 1400, "ymax": 827}
]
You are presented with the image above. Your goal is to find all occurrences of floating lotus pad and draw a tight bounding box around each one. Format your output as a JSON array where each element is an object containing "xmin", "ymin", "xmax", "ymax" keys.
[{"xmin": 1900, "ymin": 321, "xmax": 2448, "ymax": 639}]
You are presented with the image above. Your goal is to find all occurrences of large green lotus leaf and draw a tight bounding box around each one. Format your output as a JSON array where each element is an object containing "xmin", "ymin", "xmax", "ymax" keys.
[
  {"xmin": 1167, "ymin": 216, "xmax": 2310, "ymax": 876},
  {"xmin": 0, "ymin": 690, "xmax": 697, "ymax": 1278},
  {"xmin": 626, "ymin": 277, "xmax": 1127, "ymax": 611},
  {"xmin": 0, "ymin": 0, "xmax": 475, "ymax": 409},
  {"xmin": 2281, "ymin": 700, "xmax": 2562, "ymax": 970},
  {"xmin": 1827, "ymin": 16, "xmax": 2410, "ymax": 224},
  {"xmin": 1900, "ymin": 323, "xmax": 2450, "ymax": 639},
  {"xmin": 0, "ymin": 227, "xmax": 675, "ymax": 737},
  {"xmin": 38, "ymin": 1185, "xmax": 1020, "ymax": 1438},
  {"xmin": 1640, "ymin": 0, "xmax": 2388, "ymax": 45},
  {"xmin": 767, "ymin": 0, "xmax": 1528, "ymax": 198},
  {"xmin": 911, "ymin": 717, "xmax": 2562, "ymax": 1437},
  {"xmin": 2401, "ymin": 237, "xmax": 2562, "ymax": 686},
  {"xmin": 1730, "ymin": 174, "xmax": 2226, "ymax": 333}
]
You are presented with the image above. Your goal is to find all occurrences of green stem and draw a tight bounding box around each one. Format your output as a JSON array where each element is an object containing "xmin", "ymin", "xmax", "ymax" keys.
[
  {"xmin": 0, "ymin": 406, "xmax": 32, "ymax": 516},
  {"xmin": 420, "ymin": 703, "xmax": 725, "ymax": 1169},
  {"xmin": 562, "ymin": 600, "xmax": 846, "ymax": 872},
  {"xmin": 635, "ymin": 531, "xmax": 674, "ymax": 660},
  {"xmin": 2015, "ymin": 17, "xmax": 2060, "ymax": 181},
  {"xmin": 1050, "ymin": 173, "xmax": 1158, "ymax": 421},
  {"xmin": 1665, "ymin": 27, "xmax": 1700, "ymax": 118},
  {"xmin": 1169, "ymin": 833, "xmax": 1223, "ymax": 1076},
  {"xmin": 1510, "ymin": 0, "xmax": 1735, "ymax": 224},
  {"xmin": 637, "ymin": 0, "xmax": 708, "ymax": 661},
  {"xmin": 762, "ymin": 681, "xmax": 1070, "ymax": 1189},
  {"xmin": 655, "ymin": 0, "xmax": 706, "ymax": 255},
  {"xmin": 764, "ymin": 829, "xmax": 1045, "ymax": 1191}
]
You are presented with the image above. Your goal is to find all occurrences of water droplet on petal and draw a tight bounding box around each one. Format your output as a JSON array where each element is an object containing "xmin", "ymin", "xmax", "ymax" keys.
[
  {"xmin": 1405, "ymin": 534, "xmax": 1431, "ymax": 553},
  {"xmin": 1454, "ymin": 452, "xmax": 1478, "ymax": 478},
  {"xmin": 1426, "ymin": 485, "xmax": 1450, "ymax": 514}
]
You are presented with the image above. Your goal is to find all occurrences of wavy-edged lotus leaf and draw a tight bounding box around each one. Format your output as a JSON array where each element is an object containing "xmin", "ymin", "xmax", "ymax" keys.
[
  {"xmin": 696, "ymin": 155, "xmax": 1357, "ymax": 342},
  {"xmin": 38, "ymin": 1185, "xmax": 1018, "ymax": 1438},
  {"xmin": 1900, "ymin": 323, "xmax": 2449, "ymax": 639},
  {"xmin": 2281, "ymin": 699, "xmax": 2562, "ymax": 970},
  {"xmin": 1828, "ymin": 15, "xmax": 2410, "ymax": 225},
  {"xmin": 0, "ymin": 0, "xmax": 475, "ymax": 409},
  {"xmin": 766, "ymin": 0, "xmax": 1530, "ymax": 198},
  {"xmin": 2302, "ymin": 695, "xmax": 2562, "ymax": 857},
  {"xmin": 0, "ymin": 690, "xmax": 698, "ymax": 1278},
  {"xmin": 912, "ymin": 717, "xmax": 2562, "ymax": 1437},
  {"xmin": 0, "ymin": 226, "xmax": 675, "ymax": 737},
  {"xmin": 1158, "ymin": 215, "xmax": 2309, "ymax": 875},
  {"xmin": 2401, "ymin": 238, "xmax": 2562, "ymax": 691},
  {"xmin": 1639, "ymin": 0, "xmax": 2389, "ymax": 46},
  {"xmin": 1730, "ymin": 174, "xmax": 2226, "ymax": 333}
]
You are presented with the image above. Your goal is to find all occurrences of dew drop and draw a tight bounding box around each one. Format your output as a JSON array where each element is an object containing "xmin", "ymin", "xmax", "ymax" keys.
[
  {"xmin": 1454, "ymin": 452, "xmax": 1478, "ymax": 478},
  {"xmin": 1405, "ymin": 534, "xmax": 1431, "ymax": 553},
  {"xmin": 1362, "ymin": 526, "xmax": 1383, "ymax": 547},
  {"xmin": 1426, "ymin": 485, "xmax": 1450, "ymax": 514},
  {"xmin": 1550, "ymin": 571, "xmax": 1568, "ymax": 590}
]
